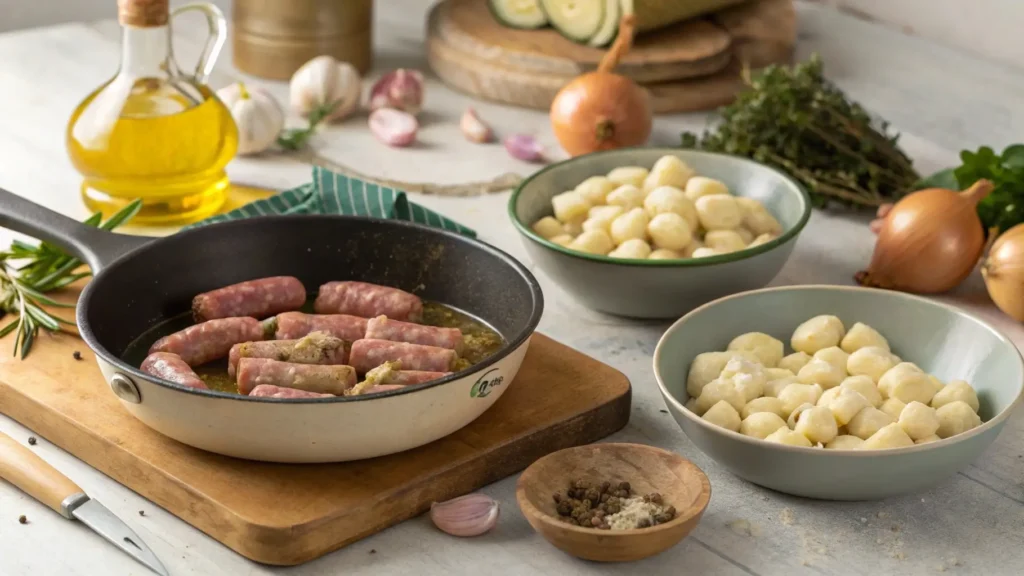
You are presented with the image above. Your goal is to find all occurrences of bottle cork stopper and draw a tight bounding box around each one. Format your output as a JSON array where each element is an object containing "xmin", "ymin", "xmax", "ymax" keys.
[{"xmin": 118, "ymin": 0, "xmax": 169, "ymax": 27}]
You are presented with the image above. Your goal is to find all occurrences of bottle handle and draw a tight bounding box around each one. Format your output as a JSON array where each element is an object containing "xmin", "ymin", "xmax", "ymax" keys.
[{"xmin": 171, "ymin": 2, "xmax": 228, "ymax": 84}]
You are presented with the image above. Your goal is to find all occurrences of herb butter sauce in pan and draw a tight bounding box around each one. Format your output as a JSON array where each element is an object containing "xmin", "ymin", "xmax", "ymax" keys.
[{"xmin": 0, "ymin": 188, "xmax": 543, "ymax": 462}]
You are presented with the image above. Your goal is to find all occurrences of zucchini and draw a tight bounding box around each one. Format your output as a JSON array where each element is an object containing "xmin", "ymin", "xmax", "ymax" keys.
[
  {"xmin": 488, "ymin": 0, "xmax": 548, "ymax": 29},
  {"xmin": 539, "ymin": 0, "xmax": 605, "ymax": 43},
  {"xmin": 587, "ymin": 0, "xmax": 620, "ymax": 47},
  {"xmin": 621, "ymin": 0, "xmax": 748, "ymax": 33}
]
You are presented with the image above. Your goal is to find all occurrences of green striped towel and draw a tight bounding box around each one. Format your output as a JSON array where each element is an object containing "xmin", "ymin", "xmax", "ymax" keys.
[{"xmin": 185, "ymin": 166, "xmax": 476, "ymax": 237}]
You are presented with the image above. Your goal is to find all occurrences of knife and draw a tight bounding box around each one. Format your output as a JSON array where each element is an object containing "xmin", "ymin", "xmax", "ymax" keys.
[{"xmin": 0, "ymin": 431, "xmax": 169, "ymax": 576}]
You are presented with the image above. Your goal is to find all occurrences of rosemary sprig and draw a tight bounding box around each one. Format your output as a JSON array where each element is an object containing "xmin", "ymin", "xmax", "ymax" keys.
[
  {"xmin": 277, "ymin": 100, "xmax": 339, "ymax": 151},
  {"xmin": 0, "ymin": 200, "xmax": 142, "ymax": 358}
]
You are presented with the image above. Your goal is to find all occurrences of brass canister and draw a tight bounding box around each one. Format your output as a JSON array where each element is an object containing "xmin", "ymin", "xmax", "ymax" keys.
[{"xmin": 233, "ymin": 0, "xmax": 373, "ymax": 80}]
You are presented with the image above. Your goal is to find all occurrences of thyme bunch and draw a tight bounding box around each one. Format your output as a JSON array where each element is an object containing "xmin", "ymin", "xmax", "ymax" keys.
[{"xmin": 681, "ymin": 55, "xmax": 920, "ymax": 208}]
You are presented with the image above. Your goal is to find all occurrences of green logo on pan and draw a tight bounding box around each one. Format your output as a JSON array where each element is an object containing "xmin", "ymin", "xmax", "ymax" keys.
[{"xmin": 470, "ymin": 368, "xmax": 503, "ymax": 398}]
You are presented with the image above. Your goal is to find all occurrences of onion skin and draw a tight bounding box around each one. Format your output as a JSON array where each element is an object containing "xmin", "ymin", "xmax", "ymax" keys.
[
  {"xmin": 982, "ymin": 223, "xmax": 1024, "ymax": 321},
  {"xmin": 857, "ymin": 180, "xmax": 993, "ymax": 294},
  {"xmin": 549, "ymin": 15, "xmax": 652, "ymax": 157}
]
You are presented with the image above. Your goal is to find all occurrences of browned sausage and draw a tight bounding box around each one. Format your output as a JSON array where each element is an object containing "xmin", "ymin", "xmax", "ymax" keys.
[
  {"xmin": 236, "ymin": 358, "xmax": 357, "ymax": 395},
  {"xmin": 314, "ymin": 281, "xmax": 422, "ymax": 322},
  {"xmin": 348, "ymin": 339, "xmax": 456, "ymax": 373},
  {"xmin": 149, "ymin": 317, "xmax": 264, "ymax": 366},
  {"xmin": 227, "ymin": 331, "xmax": 348, "ymax": 377},
  {"xmin": 365, "ymin": 315, "xmax": 463, "ymax": 353},
  {"xmin": 192, "ymin": 276, "xmax": 306, "ymax": 321},
  {"xmin": 140, "ymin": 352, "xmax": 208, "ymax": 389}
]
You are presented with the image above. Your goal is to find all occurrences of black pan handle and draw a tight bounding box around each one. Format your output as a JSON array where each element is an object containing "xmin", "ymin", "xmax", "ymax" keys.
[{"xmin": 0, "ymin": 187, "xmax": 153, "ymax": 271}]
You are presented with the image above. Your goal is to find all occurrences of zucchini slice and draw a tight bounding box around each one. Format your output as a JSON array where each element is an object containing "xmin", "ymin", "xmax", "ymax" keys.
[
  {"xmin": 587, "ymin": 0, "xmax": 621, "ymax": 47},
  {"xmin": 539, "ymin": 0, "xmax": 605, "ymax": 43},
  {"xmin": 488, "ymin": 0, "xmax": 548, "ymax": 29}
]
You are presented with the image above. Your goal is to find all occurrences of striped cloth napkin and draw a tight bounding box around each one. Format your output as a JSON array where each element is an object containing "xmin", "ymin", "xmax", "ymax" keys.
[{"xmin": 185, "ymin": 166, "xmax": 476, "ymax": 237}]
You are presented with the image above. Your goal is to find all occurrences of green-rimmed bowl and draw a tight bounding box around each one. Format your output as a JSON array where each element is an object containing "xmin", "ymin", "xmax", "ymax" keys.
[
  {"xmin": 653, "ymin": 285, "xmax": 1024, "ymax": 501},
  {"xmin": 508, "ymin": 148, "xmax": 811, "ymax": 319}
]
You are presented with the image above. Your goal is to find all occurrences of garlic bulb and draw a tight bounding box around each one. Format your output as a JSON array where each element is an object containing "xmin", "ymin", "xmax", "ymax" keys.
[
  {"xmin": 216, "ymin": 82, "xmax": 284, "ymax": 155},
  {"xmin": 429, "ymin": 493, "xmax": 499, "ymax": 537},
  {"xmin": 369, "ymin": 69, "xmax": 424, "ymax": 116},
  {"xmin": 289, "ymin": 55, "xmax": 361, "ymax": 122}
]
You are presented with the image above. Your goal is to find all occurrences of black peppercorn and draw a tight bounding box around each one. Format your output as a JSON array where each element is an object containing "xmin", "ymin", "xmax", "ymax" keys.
[
  {"xmin": 618, "ymin": 481, "xmax": 630, "ymax": 492},
  {"xmin": 647, "ymin": 493, "xmax": 663, "ymax": 505},
  {"xmin": 585, "ymin": 488, "xmax": 601, "ymax": 502},
  {"xmin": 27, "ymin": 437, "xmax": 36, "ymax": 446},
  {"xmin": 18, "ymin": 515, "xmax": 27, "ymax": 524},
  {"xmin": 637, "ymin": 517, "xmax": 651, "ymax": 528},
  {"xmin": 600, "ymin": 481, "xmax": 611, "ymax": 493},
  {"xmin": 556, "ymin": 501, "xmax": 573, "ymax": 516},
  {"xmin": 72, "ymin": 351, "xmax": 82, "ymax": 361},
  {"xmin": 664, "ymin": 506, "xmax": 676, "ymax": 518},
  {"xmin": 600, "ymin": 493, "xmax": 610, "ymax": 503}
]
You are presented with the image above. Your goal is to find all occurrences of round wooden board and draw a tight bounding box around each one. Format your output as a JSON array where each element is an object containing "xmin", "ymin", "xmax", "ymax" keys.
[
  {"xmin": 426, "ymin": 0, "xmax": 796, "ymax": 114},
  {"xmin": 436, "ymin": 0, "xmax": 733, "ymax": 83}
]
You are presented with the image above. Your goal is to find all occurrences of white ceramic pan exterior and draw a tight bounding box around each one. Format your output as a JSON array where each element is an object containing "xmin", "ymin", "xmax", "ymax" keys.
[{"xmin": 97, "ymin": 336, "xmax": 531, "ymax": 462}]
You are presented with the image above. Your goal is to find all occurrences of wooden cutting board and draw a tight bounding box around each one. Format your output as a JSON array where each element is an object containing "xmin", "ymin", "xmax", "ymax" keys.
[
  {"xmin": 427, "ymin": 0, "xmax": 796, "ymax": 114},
  {"xmin": 0, "ymin": 285, "xmax": 631, "ymax": 565}
]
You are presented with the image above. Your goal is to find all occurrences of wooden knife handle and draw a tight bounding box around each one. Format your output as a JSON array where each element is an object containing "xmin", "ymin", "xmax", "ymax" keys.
[{"xmin": 0, "ymin": 431, "xmax": 84, "ymax": 518}]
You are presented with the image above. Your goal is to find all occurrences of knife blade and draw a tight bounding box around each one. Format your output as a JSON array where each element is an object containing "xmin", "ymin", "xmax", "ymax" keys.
[{"xmin": 0, "ymin": 431, "xmax": 169, "ymax": 576}]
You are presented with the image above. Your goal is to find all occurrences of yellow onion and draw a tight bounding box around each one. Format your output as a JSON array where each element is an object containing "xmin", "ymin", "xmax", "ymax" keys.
[
  {"xmin": 982, "ymin": 223, "xmax": 1024, "ymax": 321},
  {"xmin": 857, "ymin": 180, "xmax": 993, "ymax": 293}
]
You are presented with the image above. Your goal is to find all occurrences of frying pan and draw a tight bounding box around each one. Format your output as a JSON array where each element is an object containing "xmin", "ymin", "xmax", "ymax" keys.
[{"xmin": 0, "ymin": 189, "xmax": 543, "ymax": 463}]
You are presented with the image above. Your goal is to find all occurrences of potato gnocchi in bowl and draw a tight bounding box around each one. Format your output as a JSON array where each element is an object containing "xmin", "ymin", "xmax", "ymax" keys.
[
  {"xmin": 685, "ymin": 315, "xmax": 983, "ymax": 450},
  {"xmin": 530, "ymin": 155, "xmax": 782, "ymax": 260}
]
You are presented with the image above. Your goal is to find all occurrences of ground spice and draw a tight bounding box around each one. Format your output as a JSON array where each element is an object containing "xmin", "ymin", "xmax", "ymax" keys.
[{"xmin": 552, "ymin": 479, "xmax": 674, "ymax": 530}]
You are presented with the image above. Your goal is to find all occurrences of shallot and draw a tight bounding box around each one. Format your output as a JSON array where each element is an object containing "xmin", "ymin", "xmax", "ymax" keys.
[
  {"xmin": 504, "ymin": 134, "xmax": 545, "ymax": 163},
  {"xmin": 430, "ymin": 493, "xmax": 499, "ymax": 537},
  {"xmin": 369, "ymin": 108, "xmax": 418, "ymax": 147},
  {"xmin": 549, "ymin": 15, "xmax": 652, "ymax": 156},
  {"xmin": 369, "ymin": 69, "xmax": 425, "ymax": 116},
  {"xmin": 856, "ymin": 180, "xmax": 993, "ymax": 294},
  {"xmin": 460, "ymin": 108, "xmax": 493, "ymax": 143},
  {"xmin": 982, "ymin": 223, "xmax": 1024, "ymax": 321}
]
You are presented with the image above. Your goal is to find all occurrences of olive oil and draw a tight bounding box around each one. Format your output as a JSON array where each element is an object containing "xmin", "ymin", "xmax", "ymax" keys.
[{"xmin": 66, "ymin": 0, "xmax": 237, "ymax": 225}]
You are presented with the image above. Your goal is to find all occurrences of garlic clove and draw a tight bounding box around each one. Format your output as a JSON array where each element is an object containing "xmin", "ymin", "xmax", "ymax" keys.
[
  {"xmin": 369, "ymin": 69, "xmax": 425, "ymax": 116},
  {"xmin": 290, "ymin": 55, "xmax": 362, "ymax": 122},
  {"xmin": 504, "ymin": 134, "xmax": 545, "ymax": 163},
  {"xmin": 216, "ymin": 82, "xmax": 285, "ymax": 156},
  {"xmin": 369, "ymin": 108, "xmax": 418, "ymax": 148},
  {"xmin": 430, "ymin": 493, "xmax": 499, "ymax": 537},
  {"xmin": 460, "ymin": 108, "xmax": 493, "ymax": 143}
]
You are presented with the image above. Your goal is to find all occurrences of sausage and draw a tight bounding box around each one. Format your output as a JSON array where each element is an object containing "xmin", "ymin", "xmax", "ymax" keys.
[
  {"xmin": 236, "ymin": 358, "xmax": 357, "ymax": 395},
  {"xmin": 227, "ymin": 331, "xmax": 348, "ymax": 377},
  {"xmin": 365, "ymin": 315, "xmax": 463, "ymax": 353},
  {"xmin": 192, "ymin": 276, "xmax": 306, "ymax": 322},
  {"xmin": 248, "ymin": 384, "xmax": 334, "ymax": 399},
  {"xmin": 274, "ymin": 312, "xmax": 368, "ymax": 341},
  {"xmin": 385, "ymin": 370, "xmax": 451, "ymax": 385},
  {"xmin": 140, "ymin": 352, "xmax": 208, "ymax": 389},
  {"xmin": 149, "ymin": 317, "xmax": 265, "ymax": 367},
  {"xmin": 314, "ymin": 281, "xmax": 423, "ymax": 322},
  {"xmin": 349, "ymin": 339, "xmax": 457, "ymax": 374}
]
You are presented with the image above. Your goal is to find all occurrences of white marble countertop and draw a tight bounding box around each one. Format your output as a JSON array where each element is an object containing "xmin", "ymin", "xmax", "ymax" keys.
[{"xmin": 1, "ymin": 2, "xmax": 1023, "ymax": 575}]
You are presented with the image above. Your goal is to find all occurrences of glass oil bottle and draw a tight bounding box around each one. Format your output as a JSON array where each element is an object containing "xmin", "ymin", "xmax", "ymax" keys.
[{"xmin": 66, "ymin": 0, "xmax": 238, "ymax": 225}]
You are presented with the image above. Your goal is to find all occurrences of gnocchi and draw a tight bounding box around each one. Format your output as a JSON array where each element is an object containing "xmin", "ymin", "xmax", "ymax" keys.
[
  {"xmin": 740, "ymin": 412, "xmax": 788, "ymax": 439},
  {"xmin": 532, "ymin": 156, "xmax": 781, "ymax": 261},
  {"xmin": 680, "ymin": 317, "xmax": 986, "ymax": 450}
]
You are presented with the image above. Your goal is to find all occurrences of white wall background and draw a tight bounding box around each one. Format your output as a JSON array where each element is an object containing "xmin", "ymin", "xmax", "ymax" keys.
[{"xmin": 1, "ymin": 0, "xmax": 1023, "ymax": 71}]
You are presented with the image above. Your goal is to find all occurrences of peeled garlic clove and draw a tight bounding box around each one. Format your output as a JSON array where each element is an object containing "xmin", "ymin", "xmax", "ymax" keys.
[
  {"xmin": 216, "ymin": 82, "xmax": 285, "ymax": 156},
  {"xmin": 290, "ymin": 55, "xmax": 362, "ymax": 122},
  {"xmin": 505, "ymin": 134, "xmax": 545, "ymax": 163},
  {"xmin": 460, "ymin": 108, "xmax": 493, "ymax": 143},
  {"xmin": 369, "ymin": 108, "xmax": 418, "ymax": 147},
  {"xmin": 369, "ymin": 69, "xmax": 425, "ymax": 116},
  {"xmin": 430, "ymin": 493, "xmax": 499, "ymax": 537}
]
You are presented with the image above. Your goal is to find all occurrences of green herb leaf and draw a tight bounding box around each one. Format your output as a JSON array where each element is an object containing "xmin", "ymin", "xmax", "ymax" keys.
[
  {"xmin": 680, "ymin": 54, "xmax": 919, "ymax": 209},
  {"xmin": 0, "ymin": 199, "xmax": 141, "ymax": 358}
]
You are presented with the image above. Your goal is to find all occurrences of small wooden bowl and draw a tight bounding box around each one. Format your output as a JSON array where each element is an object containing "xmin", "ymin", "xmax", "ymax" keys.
[{"xmin": 516, "ymin": 443, "xmax": 711, "ymax": 562}]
